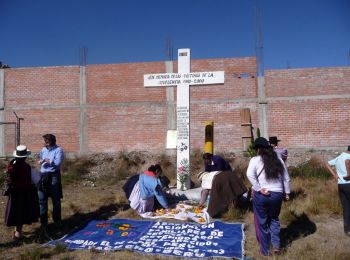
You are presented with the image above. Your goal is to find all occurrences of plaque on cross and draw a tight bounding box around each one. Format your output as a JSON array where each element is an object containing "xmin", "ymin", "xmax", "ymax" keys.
[{"xmin": 144, "ymin": 48, "xmax": 225, "ymax": 190}]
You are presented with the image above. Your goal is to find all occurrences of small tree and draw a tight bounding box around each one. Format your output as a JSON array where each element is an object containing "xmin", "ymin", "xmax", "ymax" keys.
[
  {"xmin": 245, "ymin": 127, "xmax": 261, "ymax": 158},
  {"xmin": 256, "ymin": 127, "xmax": 261, "ymax": 138}
]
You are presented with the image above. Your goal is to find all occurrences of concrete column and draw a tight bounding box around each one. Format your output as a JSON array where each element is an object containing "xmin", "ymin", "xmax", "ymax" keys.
[
  {"xmin": 257, "ymin": 76, "xmax": 268, "ymax": 138},
  {"xmin": 0, "ymin": 69, "xmax": 5, "ymax": 157},
  {"xmin": 79, "ymin": 66, "xmax": 87, "ymax": 154},
  {"xmin": 0, "ymin": 69, "xmax": 4, "ymax": 109}
]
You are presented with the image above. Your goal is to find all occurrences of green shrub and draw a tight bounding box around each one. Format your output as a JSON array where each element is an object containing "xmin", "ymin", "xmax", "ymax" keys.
[
  {"xmin": 61, "ymin": 156, "xmax": 95, "ymax": 185},
  {"xmin": 19, "ymin": 248, "xmax": 45, "ymax": 260},
  {"xmin": 243, "ymin": 127, "xmax": 260, "ymax": 158},
  {"xmin": 288, "ymin": 157, "xmax": 331, "ymax": 180}
]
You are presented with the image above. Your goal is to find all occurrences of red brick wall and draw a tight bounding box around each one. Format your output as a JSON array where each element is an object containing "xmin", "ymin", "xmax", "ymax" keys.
[
  {"xmin": 2, "ymin": 59, "xmax": 349, "ymax": 155},
  {"xmin": 86, "ymin": 62, "xmax": 166, "ymax": 103},
  {"xmin": 3, "ymin": 67, "xmax": 80, "ymax": 153},
  {"xmin": 267, "ymin": 99, "xmax": 350, "ymax": 148},
  {"xmin": 190, "ymin": 102, "xmax": 258, "ymax": 152},
  {"xmin": 189, "ymin": 57, "xmax": 258, "ymax": 152},
  {"xmin": 265, "ymin": 67, "xmax": 350, "ymax": 97},
  {"xmin": 265, "ymin": 67, "xmax": 350, "ymax": 149},
  {"xmin": 86, "ymin": 105, "xmax": 167, "ymax": 152},
  {"xmin": 5, "ymin": 67, "xmax": 80, "ymax": 106}
]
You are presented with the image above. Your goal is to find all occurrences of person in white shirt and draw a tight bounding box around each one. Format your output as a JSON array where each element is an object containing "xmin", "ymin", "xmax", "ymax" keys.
[
  {"xmin": 246, "ymin": 137, "xmax": 290, "ymax": 256},
  {"xmin": 326, "ymin": 146, "xmax": 350, "ymax": 236}
]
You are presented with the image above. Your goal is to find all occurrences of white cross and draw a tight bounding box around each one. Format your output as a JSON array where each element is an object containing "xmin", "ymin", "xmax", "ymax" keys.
[{"xmin": 144, "ymin": 48, "xmax": 225, "ymax": 190}]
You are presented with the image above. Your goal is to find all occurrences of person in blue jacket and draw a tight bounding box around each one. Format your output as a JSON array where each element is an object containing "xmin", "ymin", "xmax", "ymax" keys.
[
  {"xmin": 38, "ymin": 134, "xmax": 64, "ymax": 229},
  {"xmin": 127, "ymin": 164, "xmax": 169, "ymax": 214},
  {"xmin": 203, "ymin": 152, "xmax": 232, "ymax": 172}
]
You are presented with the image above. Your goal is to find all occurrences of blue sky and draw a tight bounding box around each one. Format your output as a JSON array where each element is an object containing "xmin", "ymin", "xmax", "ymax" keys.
[{"xmin": 0, "ymin": 0, "xmax": 349, "ymax": 69}]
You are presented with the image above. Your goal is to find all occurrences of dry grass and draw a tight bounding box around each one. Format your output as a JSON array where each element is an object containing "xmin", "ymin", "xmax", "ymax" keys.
[{"xmin": 1, "ymin": 154, "xmax": 350, "ymax": 259}]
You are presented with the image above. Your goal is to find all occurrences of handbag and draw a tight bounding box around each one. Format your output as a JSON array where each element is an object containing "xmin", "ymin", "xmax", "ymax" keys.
[
  {"xmin": 37, "ymin": 174, "xmax": 52, "ymax": 195},
  {"xmin": 2, "ymin": 160, "xmax": 15, "ymax": 196}
]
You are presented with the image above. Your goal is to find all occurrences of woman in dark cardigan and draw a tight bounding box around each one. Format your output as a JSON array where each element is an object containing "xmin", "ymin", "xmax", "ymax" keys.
[
  {"xmin": 207, "ymin": 170, "xmax": 248, "ymax": 218},
  {"xmin": 4, "ymin": 145, "xmax": 40, "ymax": 239}
]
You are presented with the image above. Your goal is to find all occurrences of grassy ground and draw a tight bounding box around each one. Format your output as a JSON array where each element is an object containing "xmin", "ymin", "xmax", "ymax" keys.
[{"xmin": 1, "ymin": 152, "xmax": 350, "ymax": 259}]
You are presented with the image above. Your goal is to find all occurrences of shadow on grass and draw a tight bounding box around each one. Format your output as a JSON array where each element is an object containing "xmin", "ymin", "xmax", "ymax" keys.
[
  {"xmin": 0, "ymin": 202, "xmax": 130, "ymax": 249},
  {"xmin": 280, "ymin": 212, "xmax": 316, "ymax": 248}
]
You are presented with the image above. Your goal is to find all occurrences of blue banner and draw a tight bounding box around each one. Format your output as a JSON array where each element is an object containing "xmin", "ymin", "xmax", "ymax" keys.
[{"xmin": 47, "ymin": 218, "xmax": 244, "ymax": 259}]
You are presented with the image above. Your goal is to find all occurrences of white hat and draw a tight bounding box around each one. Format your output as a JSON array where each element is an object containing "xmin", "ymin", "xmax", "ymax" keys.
[{"xmin": 13, "ymin": 145, "xmax": 31, "ymax": 158}]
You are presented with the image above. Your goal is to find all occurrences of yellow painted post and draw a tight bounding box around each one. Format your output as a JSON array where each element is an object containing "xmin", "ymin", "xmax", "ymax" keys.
[{"xmin": 204, "ymin": 121, "xmax": 214, "ymax": 154}]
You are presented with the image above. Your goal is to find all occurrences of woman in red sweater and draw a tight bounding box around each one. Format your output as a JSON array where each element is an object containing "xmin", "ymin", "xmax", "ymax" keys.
[{"xmin": 4, "ymin": 145, "xmax": 40, "ymax": 239}]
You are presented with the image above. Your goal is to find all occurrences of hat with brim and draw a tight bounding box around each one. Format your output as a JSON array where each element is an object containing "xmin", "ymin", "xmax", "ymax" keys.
[
  {"xmin": 269, "ymin": 136, "xmax": 281, "ymax": 144},
  {"xmin": 13, "ymin": 145, "xmax": 31, "ymax": 158},
  {"xmin": 253, "ymin": 137, "xmax": 271, "ymax": 149}
]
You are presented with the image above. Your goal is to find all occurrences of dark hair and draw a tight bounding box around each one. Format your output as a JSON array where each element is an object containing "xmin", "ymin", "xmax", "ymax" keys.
[
  {"xmin": 258, "ymin": 147, "xmax": 284, "ymax": 180},
  {"xmin": 348, "ymin": 146, "xmax": 350, "ymax": 152},
  {"xmin": 159, "ymin": 175, "xmax": 170, "ymax": 188},
  {"xmin": 202, "ymin": 153, "xmax": 213, "ymax": 160},
  {"xmin": 148, "ymin": 164, "xmax": 162, "ymax": 174},
  {"xmin": 42, "ymin": 134, "xmax": 56, "ymax": 145},
  {"xmin": 254, "ymin": 137, "xmax": 271, "ymax": 149}
]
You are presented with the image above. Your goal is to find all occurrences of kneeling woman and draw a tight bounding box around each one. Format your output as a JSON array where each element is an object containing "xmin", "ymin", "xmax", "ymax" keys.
[{"xmin": 125, "ymin": 164, "xmax": 169, "ymax": 214}]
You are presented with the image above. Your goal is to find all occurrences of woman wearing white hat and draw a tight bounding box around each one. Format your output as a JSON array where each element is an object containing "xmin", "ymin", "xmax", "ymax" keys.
[{"xmin": 4, "ymin": 145, "xmax": 40, "ymax": 239}]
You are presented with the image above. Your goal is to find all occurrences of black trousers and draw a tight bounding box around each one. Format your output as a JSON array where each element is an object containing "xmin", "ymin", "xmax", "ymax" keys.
[{"xmin": 338, "ymin": 184, "xmax": 350, "ymax": 232}]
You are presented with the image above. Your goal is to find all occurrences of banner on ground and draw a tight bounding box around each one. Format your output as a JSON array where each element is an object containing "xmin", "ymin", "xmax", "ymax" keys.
[{"xmin": 47, "ymin": 218, "xmax": 244, "ymax": 259}]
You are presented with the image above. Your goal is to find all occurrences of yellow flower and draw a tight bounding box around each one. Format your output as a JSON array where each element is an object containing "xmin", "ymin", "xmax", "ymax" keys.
[{"xmin": 198, "ymin": 217, "xmax": 206, "ymax": 223}]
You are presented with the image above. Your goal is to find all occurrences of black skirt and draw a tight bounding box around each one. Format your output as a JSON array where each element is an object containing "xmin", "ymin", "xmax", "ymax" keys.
[{"xmin": 4, "ymin": 185, "xmax": 40, "ymax": 226}]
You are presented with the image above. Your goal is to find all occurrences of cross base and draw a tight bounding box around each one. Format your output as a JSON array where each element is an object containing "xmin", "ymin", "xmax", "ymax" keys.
[{"xmin": 167, "ymin": 187, "xmax": 202, "ymax": 202}]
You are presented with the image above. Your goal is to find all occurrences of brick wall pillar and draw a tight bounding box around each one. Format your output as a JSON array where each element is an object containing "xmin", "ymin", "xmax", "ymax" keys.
[
  {"xmin": 165, "ymin": 61, "xmax": 175, "ymax": 130},
  {"xmin": 79, "ymin": 66, "xmax": 87, "ymax": 154},
  {"xmin": 0, "ymin": 69, "xmax": 5, "ymax": 157},
  {"xmin": 165, "ymin": 60, "xmax": 177, "ymax": 155},
  {"xmin": 257, "ymin": 76, "xmax": 268, "ymax": 138}
]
